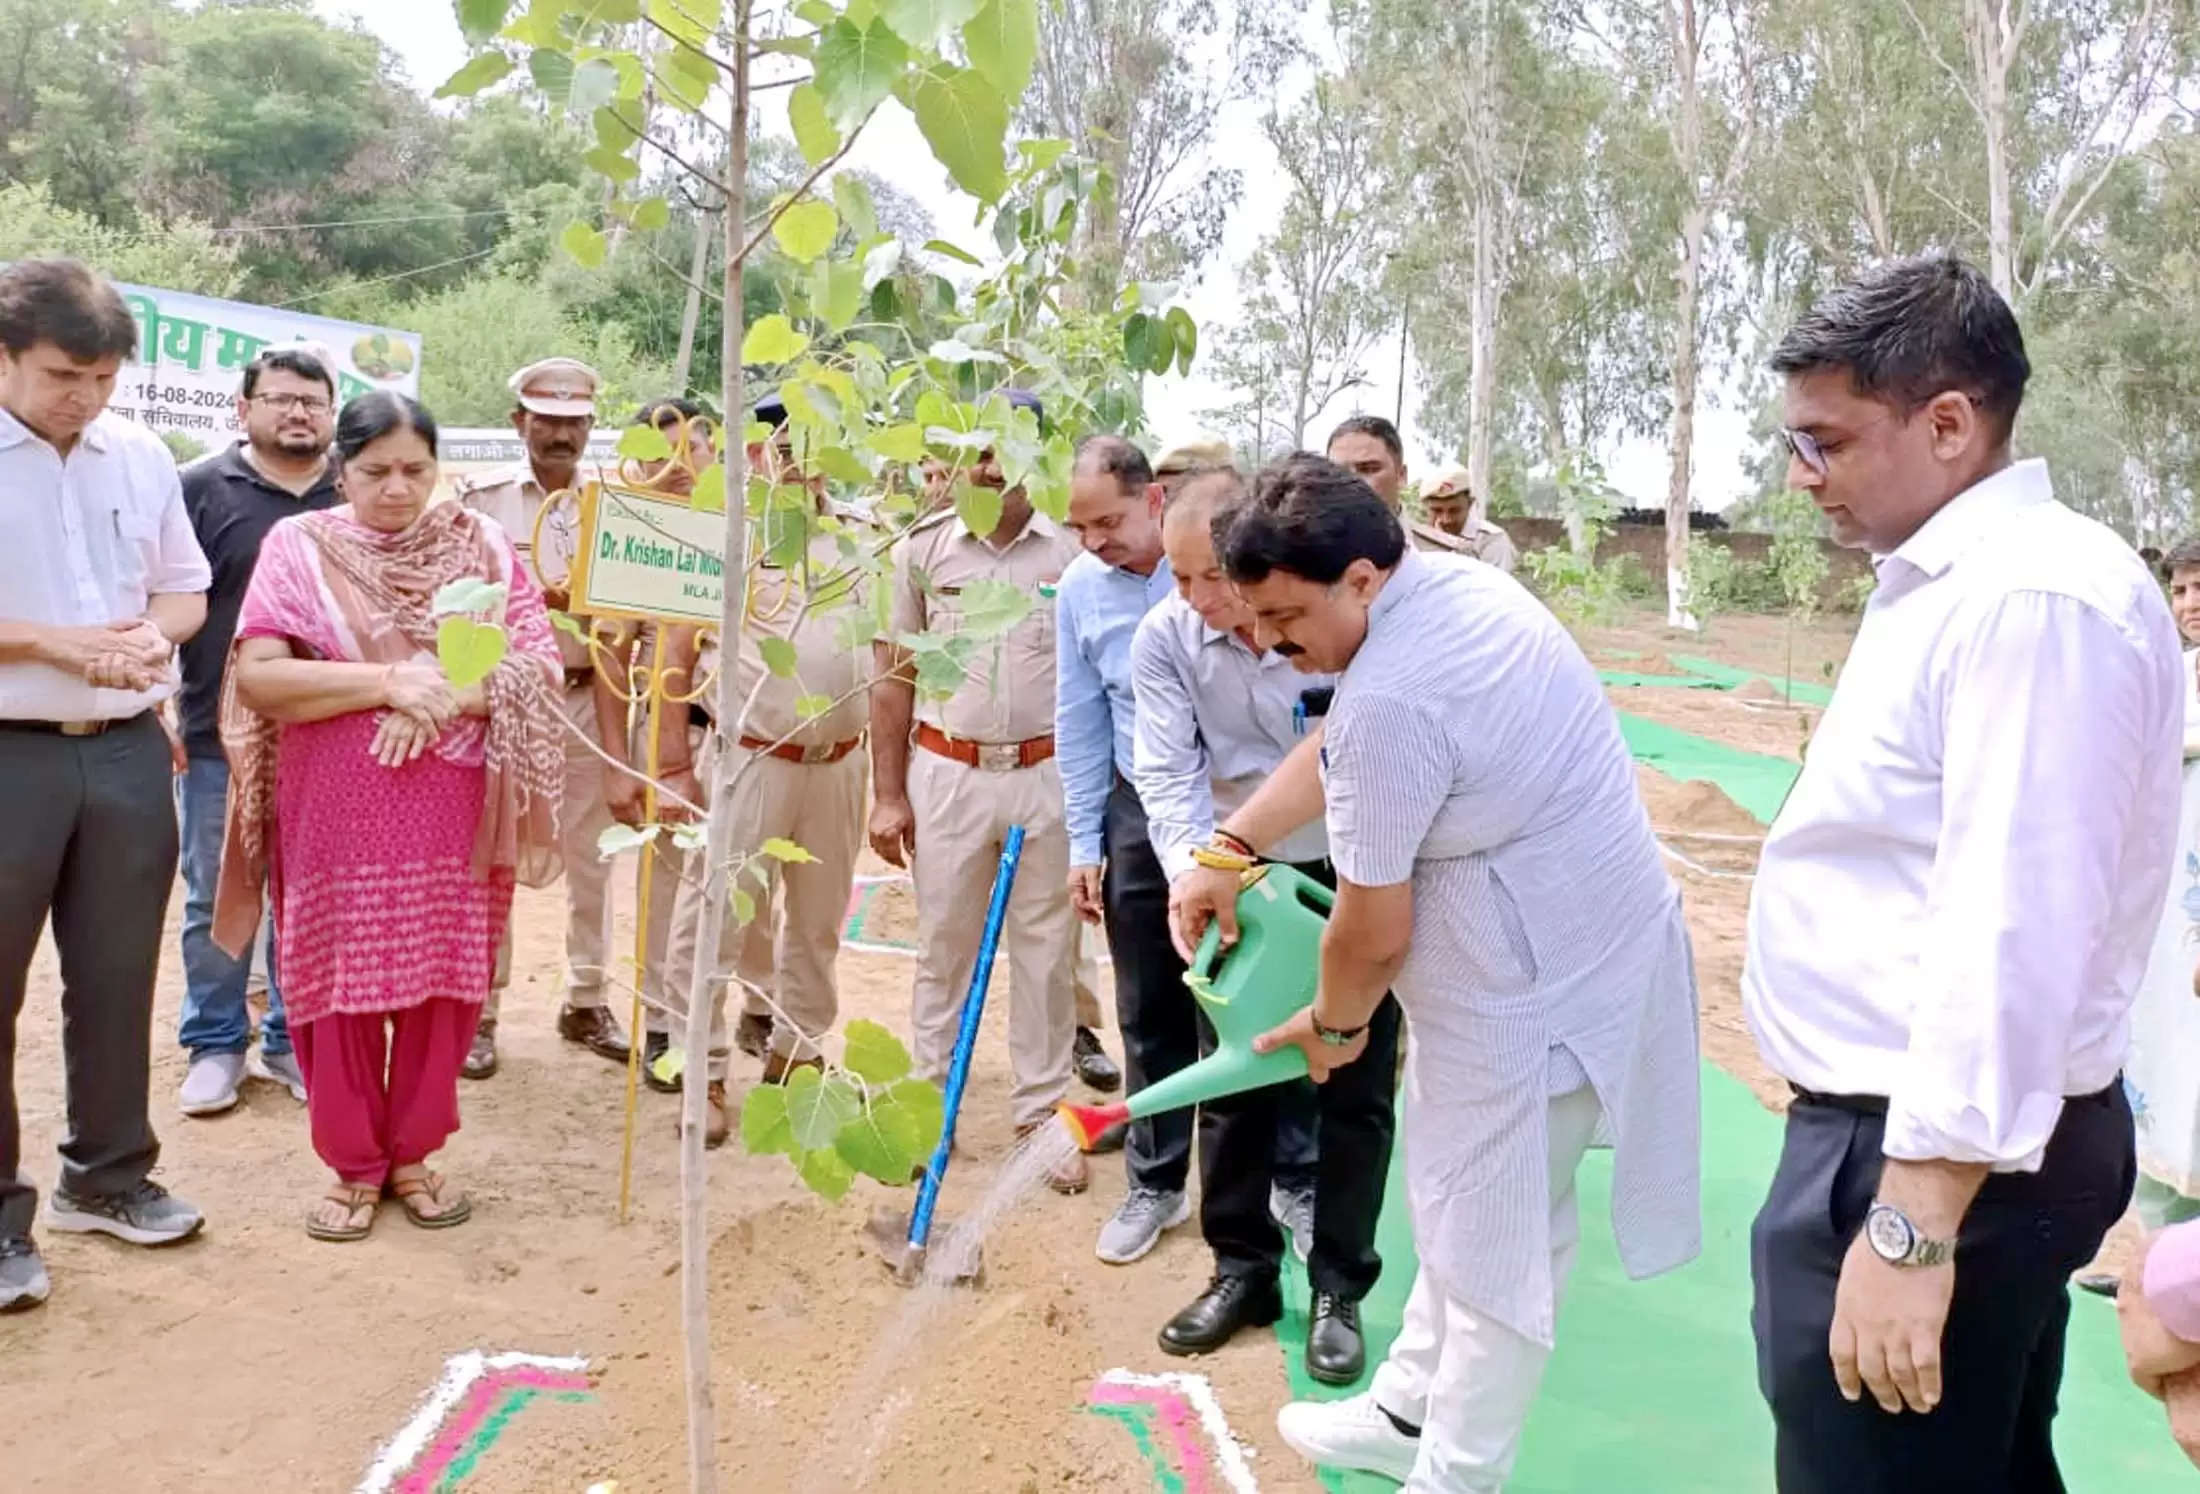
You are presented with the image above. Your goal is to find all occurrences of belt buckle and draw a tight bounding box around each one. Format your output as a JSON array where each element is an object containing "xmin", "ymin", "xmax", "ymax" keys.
[
  {"xmin": 976, "ymin": 742, "xmax": 1021, "ymax": 772},
  {"xmin": 800, "ymin": 741, "xmax": 836, "ymax": 765},
  {"xmin": 59, "ymin": 720, "xmax": 101, "ymax": 737}
]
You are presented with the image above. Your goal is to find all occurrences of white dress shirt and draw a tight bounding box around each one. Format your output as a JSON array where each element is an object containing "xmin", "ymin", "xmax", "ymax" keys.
[
  {"xmin": 1744, "ymin": 459, "xmax": 2183, "ymax": 1171},
  {"xmin": 1129, "ymin": 592, "xmax": 1333, "ymax": 879},
  {"xmin": 0, "ymin": 409, "xmax": 211, "ymax": 720}
]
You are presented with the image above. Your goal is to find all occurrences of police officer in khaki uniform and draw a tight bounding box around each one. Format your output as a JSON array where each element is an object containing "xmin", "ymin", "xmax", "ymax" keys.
[
  {"xmin": 455, "ymin": 357, "xmax": 631, "ymax": 1077},
  {"xmin": 644, "ymin": 397, "xmax": 870, "ymax": 1147},
  {"xmin": 871, "ymin": 392, "xmax": 1089, "ymax": 1194},
  {"xmin": 1326, "ymin": 415, "xmax": 1477, "ymax": 559},
  {"xmin": 1420, "ymin": 466, "xmax": 1519, "ymax": 573}
]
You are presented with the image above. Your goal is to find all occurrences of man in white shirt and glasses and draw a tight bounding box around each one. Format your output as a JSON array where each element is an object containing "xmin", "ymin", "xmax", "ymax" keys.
[
  {"xmin": 0, "ymin": 259, "xmax": 214, "ymax": 1313},
  {"xmin": 1745, "ymin": 254, "xmax": 2182, "ymax": 1492}
]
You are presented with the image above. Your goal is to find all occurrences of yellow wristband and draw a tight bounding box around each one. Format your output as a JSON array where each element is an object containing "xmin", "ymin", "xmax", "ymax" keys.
[{"xmin": 1191, "ymin": 845, "xmax": 1256, "ymax": 873}]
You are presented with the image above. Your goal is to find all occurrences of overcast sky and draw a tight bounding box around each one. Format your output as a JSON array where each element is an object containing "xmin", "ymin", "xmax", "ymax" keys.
[{"xmin": 317, "ymin": 0, "xmax": 1753, "ymax": 508}]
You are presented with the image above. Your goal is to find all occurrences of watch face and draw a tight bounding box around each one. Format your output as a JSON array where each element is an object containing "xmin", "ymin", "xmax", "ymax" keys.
[{"xmin": 1865, "ymin": 1204, "xmax": 1915, "ymax": 1263}]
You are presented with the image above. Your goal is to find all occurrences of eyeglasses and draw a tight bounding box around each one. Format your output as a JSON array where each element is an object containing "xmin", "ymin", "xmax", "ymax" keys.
[
  {"xmin": 251, "ymin": 393, "xmax": 333, "ymax": 415},
  {"xmin": 1781, "ymin": 393, "xmax": 1982, "ymax": 477}
]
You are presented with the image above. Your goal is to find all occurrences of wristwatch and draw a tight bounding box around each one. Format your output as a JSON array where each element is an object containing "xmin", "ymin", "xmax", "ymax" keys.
[
  {"xmin": 1310, "ymin": 1013, "xmax": 1368, "ymax": 1047},
  {"xmin": 1864, "ymin": 1202, "xmax": 1954, "ymax": 1268}
]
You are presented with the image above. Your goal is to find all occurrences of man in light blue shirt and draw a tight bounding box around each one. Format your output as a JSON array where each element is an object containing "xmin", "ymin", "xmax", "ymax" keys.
[
  {"xmin": 1057, "ymin": 434, "xmax": 1186, "ymax": 1265},
  {"xmin": 1131, "ymin": 466, "xmax": 1401, "ymax": 1385}
]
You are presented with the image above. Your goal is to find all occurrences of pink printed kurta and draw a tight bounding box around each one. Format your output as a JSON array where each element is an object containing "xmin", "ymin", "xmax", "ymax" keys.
[{"xmin": 232, "ymin": 509, "xmax": 560, "ymax": 1024}]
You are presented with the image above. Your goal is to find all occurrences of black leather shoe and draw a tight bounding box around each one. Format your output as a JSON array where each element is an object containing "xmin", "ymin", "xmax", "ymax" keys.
[
  {"xmin": 1307, "ymin": 1292, "xmax": 1365, "ymax": 1385},
  {"xmin": 1159, "ymin": 1274, "xmax": 1283, "ymax": 1356},
  {"xmin": 734, "ymin": 1011, "xmax": 774, "ymax": 1059},
  {"xmin": 1073, "ymin": 1027, "xmax": 1123, "ymax": 1092},
  {"xmin": 558, "ymin": 1003, "xmax": 631, "ymax": 1064},
  {"xmin": 640, "ymin": 1031, "xmax": 682, "ymax": 1094}
]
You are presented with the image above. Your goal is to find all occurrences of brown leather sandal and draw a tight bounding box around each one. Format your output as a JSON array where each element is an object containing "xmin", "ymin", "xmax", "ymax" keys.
[
  {"xmin": 388, "ymin": 1169, "xmax": 472, "ymax": 1229},
  {"xmin": 305, "ymin": 1183, "xmax": 379, "ymax": 1242}
]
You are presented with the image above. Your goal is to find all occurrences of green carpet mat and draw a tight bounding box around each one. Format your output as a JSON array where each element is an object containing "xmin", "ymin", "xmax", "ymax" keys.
[
  {"xmin": 1615, "ymin": 712, "xmax": 1800, "ymax": 826},
  {"xmin": 1276, "ymin": 1065, "xmax": 2189, "ymax": 1490},
  {"xmin": 1596, "ymin": 670, "xmax": 1729, "ymax": 691},
  {"xmin": 1665, "ymin": 654, "xmax": 1837, "ymax": 708}
]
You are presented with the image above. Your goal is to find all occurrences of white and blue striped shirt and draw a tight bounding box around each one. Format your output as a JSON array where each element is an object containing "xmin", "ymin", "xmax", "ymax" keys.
[{"xmin": 1323, "ymin": 546, "xmax": 1702, "ymax": 1344}]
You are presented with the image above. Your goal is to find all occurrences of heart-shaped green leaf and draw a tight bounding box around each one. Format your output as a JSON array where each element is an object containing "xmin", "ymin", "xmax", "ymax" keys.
[
  {"xmin": 437, "ymin": 615, "xmax": 508, "ymax": 689},
  {"xmin": 835, "ymin": 1098, "xmax": 923, "ymax": 1184},
  {"xmin": 901, "ymin": 65, "xmax": 1008, "ymax": 204},
  {"xmin": 953, "ymin": 577, "xmax": 1032, "ymax": 637},
  {"xmin": 797, "ymin": 1144, "xmax": 856, "ymax": 1201},
  {"xmin": 785, "ymin": 1068, "xmax": 863, "ymax": 1151},
  {"xmin": 962, "ymin": 0, "xmax": 1037, "ymax": 101},
  {"xmin": 741, "ymin": 1081, "xmax": 794, "ymax": 1156},
  {"xmin": 437, "ymin": 51, "xmax": 514, "ymax": 99},
  {"xmin": 773, "ymin": 197, "xmax": 840, "ymax": 264},
  {"xmin": 742, "ymin": 313, "xmax": 810, "ymax": 365},
  {"xmin": 788, "ymin": 82, "xmax": 841, "ymax": 166},
  {"xmin": 760, "ymin": 637, "xmax": 799, "ymax": 679},
  {"xmin": 814, "ymin": 17, "xmax": 909, "ymax": 129},
  {"xmin": 843, "ymin": 1019, "xmax": 913, "ymax": 1084},
  {"xmin": 596, "ymin": 822, "xmax": 661, "ymax": 859}
]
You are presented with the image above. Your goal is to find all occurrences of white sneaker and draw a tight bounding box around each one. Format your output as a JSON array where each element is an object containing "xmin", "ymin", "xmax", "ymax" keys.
[
  {"xmin": 1276, "ymin": 1391, "xmax": 1421, "ymax": 1484},
  {"xmin": 247, "ymin": 1046, "xmax": 308, "ymax": 1103},
  {"xmin": 1094, "ymin": 1186, "xmax": 1191, "ymax": 1265},
  {"xmin": 177, "ymin": 1053, "xmax": 246, "ymax": 1117}
]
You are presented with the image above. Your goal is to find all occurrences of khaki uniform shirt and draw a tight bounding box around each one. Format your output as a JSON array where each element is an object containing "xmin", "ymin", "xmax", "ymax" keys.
[
  {"xmin": 456, "ymin": 465, "xmax": 592, "ymax": 672},
  {"xmin": 1462, "ymin": 517, "xmax": 1519, "ymax": 574},
  {"xmin": 700, "ymin": 502, "xmax": 872, "ymax": 751},
  {"xmin": 890, "ymin": 507, "xmax": 1078, "ymax": 744}
]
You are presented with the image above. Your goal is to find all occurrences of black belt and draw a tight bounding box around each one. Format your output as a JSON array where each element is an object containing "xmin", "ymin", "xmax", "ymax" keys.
[
  {"xmin": 1788, "ymin": 1078, "xmax": 2123, "ymax": 1117},
  {"xmin": 0, "ymin": 711, "xmax": 149, "ymax": 737}
]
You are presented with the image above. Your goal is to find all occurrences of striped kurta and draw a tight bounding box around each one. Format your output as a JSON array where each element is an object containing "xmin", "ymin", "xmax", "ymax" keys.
[{"xmin": 1323, "ymin": 548, "xmax": 1702, "ymax": 1345}]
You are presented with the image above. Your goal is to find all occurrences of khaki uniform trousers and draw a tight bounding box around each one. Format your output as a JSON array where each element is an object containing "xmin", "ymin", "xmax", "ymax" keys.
[
  {"xmin": 489, "ymin": 677, "xmax": 615, "ymax": 1017},
  {"xmin": 1071, "ymin": 924, "xmax": 1105, "ymax": 1031},
  {"xmin": 907, "ymin": 747, "xmax": 1076, "ymax": 1131},
  {"xmin": 649, "ymin": 736, "xmax": 866, "ymax": 1079}
]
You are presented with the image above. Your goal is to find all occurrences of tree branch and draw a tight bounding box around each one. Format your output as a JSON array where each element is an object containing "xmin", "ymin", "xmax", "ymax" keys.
[
  {"xmin": 730, "ymin": 110, "xmax": 871, "ymax": 270},
  {"xmin": 1893, "ymin": 0, "xmax": 1982, "ymax": 113}
]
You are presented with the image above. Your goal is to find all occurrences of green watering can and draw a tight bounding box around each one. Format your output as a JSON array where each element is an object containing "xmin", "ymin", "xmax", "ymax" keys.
[{"xmin": 1058, "ymin": 863, "xmax": 1333, "ymax": 1151}]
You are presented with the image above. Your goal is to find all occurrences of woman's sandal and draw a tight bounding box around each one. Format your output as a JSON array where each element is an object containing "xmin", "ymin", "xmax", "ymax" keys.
[
  {"xmin": 388, "ymin": 1170, "xmax": 473, "ymax": 1230},
  {"xmin": 305, "ymin": 1184, "xmax": 379, "ymax": 1242}
]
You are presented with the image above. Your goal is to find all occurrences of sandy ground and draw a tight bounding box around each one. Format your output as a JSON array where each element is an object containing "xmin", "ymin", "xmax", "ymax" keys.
[{"xmin": 0, "ymin": 602, "xmax": 2137, "ymax": 1490}]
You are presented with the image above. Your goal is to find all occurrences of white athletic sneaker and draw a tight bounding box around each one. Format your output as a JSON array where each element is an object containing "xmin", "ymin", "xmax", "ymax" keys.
[
  {"xmin": 177, "ymin": 1053, "xmax": 246, "ymax": 1117},
  {"xmin": 1094, "ymin": 1186, "xmax": 1191, "ymax": 1265},
  {"xmin": 1276, "ymin": 1391, "xmax": 1421, "ymax": 1484},
  {"xmin": 247, "ymin": 1046, "xmax": 308, "ymax": 1104}
]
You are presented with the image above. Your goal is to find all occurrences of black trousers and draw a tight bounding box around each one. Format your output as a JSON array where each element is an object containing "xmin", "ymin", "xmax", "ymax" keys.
[
  {"xmin": 1199, "ymin": 850, "xmax": 1398, "ymax": 1298},
  {"xmin": 0, "ymin": 716, "xmax": 178, "ymax": 1239},
  {"xmin": 1103, "ymin": 777, "xmax": 1197, "ymax": 1193},
  {"xmin": 1750, "ymin": 1083, "xmax": 2134, "ymax": 1493}
]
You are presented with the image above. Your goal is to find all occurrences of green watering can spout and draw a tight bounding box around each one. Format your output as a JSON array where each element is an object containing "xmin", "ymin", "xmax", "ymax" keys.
[{"xmin": 1058, "ymin": 864, "xmax": 1333, "ymax": 1152}]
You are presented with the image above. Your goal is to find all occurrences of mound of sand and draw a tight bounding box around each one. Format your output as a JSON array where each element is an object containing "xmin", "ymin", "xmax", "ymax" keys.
[{"xmin": 1637, "ymin": 768, "xmax": 1764, "ymax": 840}]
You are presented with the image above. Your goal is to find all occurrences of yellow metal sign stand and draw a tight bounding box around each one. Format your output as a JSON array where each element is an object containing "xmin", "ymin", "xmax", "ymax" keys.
[{"xmin": 532, "ymin": 421, "xmax": 722, "ymax": 1221}]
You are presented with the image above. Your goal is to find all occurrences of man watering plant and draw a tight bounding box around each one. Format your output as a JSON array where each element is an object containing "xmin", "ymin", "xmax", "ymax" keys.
[
  {"xmin": 1171, "ymin": 455, "xmax": 1702, "ymax": 1491},
  {"xmin": 1131, "ymin": 463, "xmax": 1400, "ymax": 1384}
]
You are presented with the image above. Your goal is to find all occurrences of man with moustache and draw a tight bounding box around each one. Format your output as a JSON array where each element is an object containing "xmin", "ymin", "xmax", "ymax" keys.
[
  {"xmin": 173, "ymin": 346, "xmax": 341, "ymax": 1116},
  {"xmin": 1172, "ymin": 456, "xmax": 1701, "ymax": 1489},
  {"xmin": 1132, "ymin": 464, "xmax": 1400, "ymax": 1381},
  {"xmin": 1417, "ymin": 468, "xmax": 1518, "ymax": 573},
  {"xmin": 870, "ymin": 391, "xmax": 1089, "ymax": 1192},
  {"xmin": 456, "ymin": 358, "xmax": 630, "ymax": 1078}
]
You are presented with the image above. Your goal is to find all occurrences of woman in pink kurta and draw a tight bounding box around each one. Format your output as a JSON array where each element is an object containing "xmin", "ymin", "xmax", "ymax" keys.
[{"xmin": 214, "ymin": 392, "xmax": 562, "ymax": 1241}]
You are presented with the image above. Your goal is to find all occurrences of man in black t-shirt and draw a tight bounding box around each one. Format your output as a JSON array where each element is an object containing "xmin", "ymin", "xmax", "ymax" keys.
[{"xmin": 173, "ymin": 347, "xmax": 338, "ymax": 1118}]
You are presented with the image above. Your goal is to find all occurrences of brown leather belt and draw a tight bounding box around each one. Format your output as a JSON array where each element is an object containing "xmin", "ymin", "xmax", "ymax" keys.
[
  {"xmin": 914, "ymin": 721, "xmax": 1055, "ymax": 771},
  {"xmin": 739, "ymin": 733, "xmax": 863, "ymax": 766}
]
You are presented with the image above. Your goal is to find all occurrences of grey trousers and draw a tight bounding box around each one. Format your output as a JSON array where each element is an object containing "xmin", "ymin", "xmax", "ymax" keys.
[{"xmin": 0, "ymin": 715, "xmax": 178, "ymax": 1238}]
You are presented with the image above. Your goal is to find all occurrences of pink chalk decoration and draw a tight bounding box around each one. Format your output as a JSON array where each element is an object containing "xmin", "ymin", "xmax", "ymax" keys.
[
  {"xmin": 393, "ymin": 1366, "xmax": 594, "ymax": 1494},
  {"xmin": 1087, "ymin": 1369, "xmax": 1261, "ymax": 1494}
]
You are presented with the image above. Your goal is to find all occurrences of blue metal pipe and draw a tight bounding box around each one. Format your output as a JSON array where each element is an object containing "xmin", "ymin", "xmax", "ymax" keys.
[{"xmin": 905, "ymin": 823, "xmax": 1025, "ymax": 1258}]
